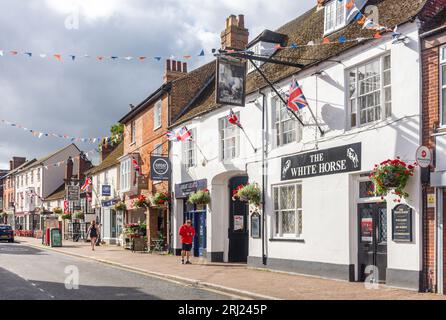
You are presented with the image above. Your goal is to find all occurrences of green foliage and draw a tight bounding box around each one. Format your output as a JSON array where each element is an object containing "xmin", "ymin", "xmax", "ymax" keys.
[
  {"xmin": 234, "ymin": 183, "xmax": 261, "ymax": 206},
  {"xmin": 53, "ymin": 207, "xmax": 63, "ymax": 215},
  {"xmin": 150, "ymin": 192, "xmax": 170, "ymax": 207},
  {"xmin": 188, "ymin": 189, "xmax": 211, "ymax": 205},
  {"xmin": 74, "ymin": 211, "xmax": 85, "ymax": 220}
]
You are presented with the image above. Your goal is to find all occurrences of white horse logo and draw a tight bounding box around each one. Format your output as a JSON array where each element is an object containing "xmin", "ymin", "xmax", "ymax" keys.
[
  {"xmin": 347, "ymin": 148, "xmax": 360, "ymax": 168},
  {"xmin": 282, "ymin": 160, "xmax": 292, "ymax": 178}
]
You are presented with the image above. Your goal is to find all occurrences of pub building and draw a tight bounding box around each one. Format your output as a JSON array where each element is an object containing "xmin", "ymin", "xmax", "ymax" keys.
[{"xmin": 168, "ymin": 1, "xmax": 446, "ymax": 292}]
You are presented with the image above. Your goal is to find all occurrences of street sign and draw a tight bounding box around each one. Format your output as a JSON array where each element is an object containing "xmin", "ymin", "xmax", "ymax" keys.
[
  {"xmin": 416, "ymin": 146, "xmax": 432, "ymax": 168},
  {"xmin": 66, "ymin": 185, "xmax": 80, "ymax": 202}
]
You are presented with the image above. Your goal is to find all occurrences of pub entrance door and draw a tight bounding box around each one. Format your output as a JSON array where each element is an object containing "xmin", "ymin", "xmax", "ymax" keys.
[
  {"xmin": 358, "ymin": 203, "xmax": 388, "ymax": 283},
  {"xmin": 184, "ymin": 201, "xmax": 207, "ymax": 258},
  {"xmin": 228, "ymin": 176, "xmax": 249, "ymax": 263}
]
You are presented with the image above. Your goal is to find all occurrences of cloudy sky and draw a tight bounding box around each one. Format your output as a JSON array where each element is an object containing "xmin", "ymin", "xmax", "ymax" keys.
[{"xmin": 0, "ymin": 0, "xmax": 314, "ymax": 168}]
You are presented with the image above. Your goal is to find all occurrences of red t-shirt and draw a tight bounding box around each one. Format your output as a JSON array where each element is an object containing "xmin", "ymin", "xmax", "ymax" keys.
[{"xmin": 179, "ymin": 225, "xmax": 196, "ymax": 244}]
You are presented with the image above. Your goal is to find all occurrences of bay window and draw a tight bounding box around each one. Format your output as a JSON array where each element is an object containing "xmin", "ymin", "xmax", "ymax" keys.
[
  {"xmin": 273, "ymin": 183, "xmax": 303, "ymax": 239},
  {"xmin": 348, "ymin": 54, "xmax": 392, "ymax": 128}
]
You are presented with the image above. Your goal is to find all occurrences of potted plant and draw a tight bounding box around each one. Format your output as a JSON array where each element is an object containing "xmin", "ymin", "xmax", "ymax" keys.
[
  {"xmin": 114, "ymin": 201, "xmax": 127, "ymax": 211},
  {"xmin": 188, "ymin": 189, "xmax": 211, "ymax": 209},
  {"xmin": 134, "ymin": 194, "xmax": 149, "ymax": 209},
  {"xmin": 370, "ymin": 158, "xmax": 416, "ymax": 201},
  {"xmin": 73, "ymin": 211, "xmax": 85, "ymax": 220},
  {"xmin": 149, "ymin": 192, "xmax": 170, "ymax": 208},
  {"xmin": 61, "ymin": 213, "xmax": 72, "ymax": 220},
  {"xmin": 233, "ymin": 183, "xmax": 261, "ymax": 207},
  {"xmin": 53, "ymin": 207, "xmax": 63, "ymax": 215}
]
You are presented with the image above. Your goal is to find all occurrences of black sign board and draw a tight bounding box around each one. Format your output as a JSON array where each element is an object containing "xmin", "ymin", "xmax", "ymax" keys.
[
  {"xmin": 102, "ymin": 199, "xmax": 118, "ymax": 207},
  {"xmin": 216, "ymin": 57, "xmax": 246, "ymax": 107},
  {"xmin": 392, "ymin": 204, "xmax": 413, "ymax": 242},
  {"xmin": 175, "ymin": 179, "xmax": 207, "ymax": 199},
  {"xmin": 150, "ymin": 156, "xmax": 171, "ymax": 181},
  {"xmin": 102, "ymin": 185, "xmax": 111, "ymax": 197},
  {"xmin": 66, "ymin": 185, "xmax": 80, "ymax": 202},
  {"xmin": 281, "ymin": 143, "xmax": 362, "ymax": 181}
]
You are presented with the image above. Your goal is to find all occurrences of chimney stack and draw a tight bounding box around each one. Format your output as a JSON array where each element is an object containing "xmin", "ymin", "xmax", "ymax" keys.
[
  {"xmin": 65, "ymin": 157, "xmax": 73, "ymax": 181},
  {"xmin": 10, "ymin": 157, "xmax": 26, "ymax": 170},
  {"xmin": 221, "ymin": 14, "xmax": 249, "ymax": 51},
  {"xmin": 164, "ymin": 59, "xmax": 188, "ymax": 83},
  {"xmin": 77, "ymin": 152, "xmax": 93, "ymax": 181}
]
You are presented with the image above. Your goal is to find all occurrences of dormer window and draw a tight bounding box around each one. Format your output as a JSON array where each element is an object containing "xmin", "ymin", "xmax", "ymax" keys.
[
  {"xmin": 247, "ymin": 41, "xmax": 278, "ymax": 73},
  {"xmin": 324, "ymin": 0, "xmax": 346, "ymax": 35}
]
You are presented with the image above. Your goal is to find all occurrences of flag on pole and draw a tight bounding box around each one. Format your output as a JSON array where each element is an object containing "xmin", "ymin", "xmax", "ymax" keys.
[
  {"xmin": 132, "ymin": 157, "xmax": 141, "ymax": 175},
  {"xmin": 287, "ymin": 78, "xmax": 309, "ymax": 112},
  {"xmin": 226, "ymin": 109, "xmax": 243, "ymax": 129},
  {"xmin": 81, "ymin": 177, "xmax": 92, "ymax": 191},
  {"xmin": 166, "ymin": 127, "xmax": 192, "ymax": 142}
]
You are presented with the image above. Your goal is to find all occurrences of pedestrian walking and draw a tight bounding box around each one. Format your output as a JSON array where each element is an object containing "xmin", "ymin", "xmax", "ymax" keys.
[
  {"xmin": 96, "ymin": 223, "xmax": 102, "ymax": 246},
  {"xmin": 87, "ymin": 221, "xmax": 99, "ymax": 251},
  {"xmin": 179, "ymin": 220, "xmax": 195, "ymax": 265}
]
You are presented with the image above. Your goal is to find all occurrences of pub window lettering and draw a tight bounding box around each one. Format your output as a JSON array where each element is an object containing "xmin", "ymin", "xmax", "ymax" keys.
[
  {"xmin": 273, "ymin": 96, "xmax": 302, "ymax": 147},
  {"xmin": 441, "ymin": 45, "xmax": 446, "ymax": 125},
  {"xmin": 273, "ymin": 183, "xmax": 303, "ymax": 239},
  {"xmin": 348, "ymin": 54, "xmax": 392, "ymax": 128}
]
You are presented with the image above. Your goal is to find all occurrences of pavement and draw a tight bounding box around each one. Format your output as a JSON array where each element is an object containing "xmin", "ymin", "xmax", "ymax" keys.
[
  {"xmin": 0, "ymin": 242, "xmax": 234, "ymax": 300},
  {"xmin": 12, "ymin": 237, "xmax": 446, "ymax": 300}
]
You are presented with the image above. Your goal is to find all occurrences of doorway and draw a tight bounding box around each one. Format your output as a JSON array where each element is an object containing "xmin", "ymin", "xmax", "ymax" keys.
[
  {"xmin": 228, "ymin": 176, "xmax": 249, "ymax": 263},
  {"xmin": 358, "ymin": 202, "xmax": 388, "ymax": 283},
  {"xmin": 184, "ymin": 204, "xmax": 207, "ymax": 258}
]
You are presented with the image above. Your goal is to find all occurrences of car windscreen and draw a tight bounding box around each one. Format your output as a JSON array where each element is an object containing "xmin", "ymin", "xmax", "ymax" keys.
[{"xmin": 0, "ymin": 226, "xmax": 12, "ymax": 231}]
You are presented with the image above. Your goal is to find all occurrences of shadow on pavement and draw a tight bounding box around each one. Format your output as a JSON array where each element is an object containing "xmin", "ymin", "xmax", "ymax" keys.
[{"xmin": 0, "ymin": 243, "xmax": 47, "ymax": 256}]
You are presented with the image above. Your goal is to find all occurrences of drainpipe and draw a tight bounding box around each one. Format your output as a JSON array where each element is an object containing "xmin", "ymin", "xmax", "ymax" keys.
[{"xmin": 259, "ymin": 90, "xmax": 267, "ymax": 266}]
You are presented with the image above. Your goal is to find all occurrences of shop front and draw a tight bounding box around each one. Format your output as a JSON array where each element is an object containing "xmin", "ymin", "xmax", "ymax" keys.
[{"xmin": 101, "ymin": 199, "xmax": 123, "ymax": 245}]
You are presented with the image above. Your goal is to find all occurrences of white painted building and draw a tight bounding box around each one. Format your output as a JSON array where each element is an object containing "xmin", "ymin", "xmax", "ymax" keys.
[{"xmin": 168, "ymin": 1, "xmax": 442, "ymax": 291}]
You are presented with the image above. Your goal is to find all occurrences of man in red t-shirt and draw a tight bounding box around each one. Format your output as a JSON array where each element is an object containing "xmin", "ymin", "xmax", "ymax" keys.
[{"xmin": 179, "ymin": 220, "xmax": 196, "ymax": 265}]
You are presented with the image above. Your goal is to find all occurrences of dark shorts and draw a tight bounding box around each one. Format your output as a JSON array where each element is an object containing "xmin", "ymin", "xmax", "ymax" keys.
[{"xmin": 182, "ymin": 243, "xmax": 192, "ymax": 251}]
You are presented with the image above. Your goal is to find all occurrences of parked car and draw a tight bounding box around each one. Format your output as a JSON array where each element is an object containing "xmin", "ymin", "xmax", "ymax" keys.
[{"xmin": 0, "ymin": 225, "xmax": 14, "ymax": 243}]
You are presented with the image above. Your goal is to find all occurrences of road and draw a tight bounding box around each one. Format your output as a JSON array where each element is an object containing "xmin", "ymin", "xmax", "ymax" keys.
[{"xmin": 0, "ymin": 242, "xmax": 234, "ymax": 300}]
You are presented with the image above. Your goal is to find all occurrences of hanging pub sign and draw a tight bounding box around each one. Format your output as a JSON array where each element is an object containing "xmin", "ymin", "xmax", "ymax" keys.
[
  {"xmin": 66, "ymin": 185, "xmax": 80, "ymax": 202},
  {"xmin": 216, "ymin": 57, "xmax": 246, "ymax": 107},
  {"xmin": 281, "ymin": 143, "xmax": 362, "ymax": 181},
  {"xmin": 150, "ymin": 156, "xmax": 171, "ymax": 181},
  {"xmin": 392, "ymin": 204, "xmax": 413, "ymax": 243},
  {"xmin": 102, "ymin": 185, "xmax": 111, "ymax": 197}
]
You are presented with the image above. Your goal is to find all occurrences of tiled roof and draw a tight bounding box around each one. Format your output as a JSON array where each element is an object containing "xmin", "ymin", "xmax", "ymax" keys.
[
  {"xmin": 171, "ymin": 0, "xmax": 429, "ymax": 127},
  {"xmin": 88, "ymin": 142, "xmax": 123, "ymax": 175},
  {"xmin": 26, "ymin": 144, "xmax": 80, "ymax": 170},
  {"xmin": 45, "ymin": 184, "xmax": 65, "ymax": 201}
]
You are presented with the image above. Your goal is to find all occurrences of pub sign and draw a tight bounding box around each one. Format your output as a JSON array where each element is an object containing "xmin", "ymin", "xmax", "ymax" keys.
[
  {"xmin": 150, "ymin": 156, "xmax": 171, "ymax": 181},
  {"xmin": 392, "ymin": 204, "xmax": 413, "ymax": 243},
  {"xmin": 281, "ymin": 143, "xmax": 362, "ymax": 181}
]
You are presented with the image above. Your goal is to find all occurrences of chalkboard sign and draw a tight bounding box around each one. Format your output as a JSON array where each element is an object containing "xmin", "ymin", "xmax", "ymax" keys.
[{"xmin": 392, "ymin": 204, "xmax": 413, "ymax": 243}]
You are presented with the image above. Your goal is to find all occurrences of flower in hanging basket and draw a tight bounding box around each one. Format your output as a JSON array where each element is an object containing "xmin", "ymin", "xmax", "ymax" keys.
[
  {"xmin": 133, "ymin": 194, "xmax": 149, "ymax": 208},
  {"xmin": 53, "ymin": 207, "xmax": 63, "ymax": 215},
  {"xmin": 233, "ymin": 183, "xmax": 261, "ymax": 206},
  {"xmin": 114, "ymin": 201, "xmax": 127, "ymax": 211},
  {"xmin": 149, "ymin": 192, "xmax": 170, "ymax": 208},
  {"xmin": 370, "ymin": 158, "xmax": 416, "ymax": 200},
  {"xmin": 73, "ymin": 211, "xmax": 85, "ymax": 220},
  {"xmin": 188, "ymin": 189, "xmax": 211, "ymax": 205},
  {"xmin": 61, "ymin": 213, "xmax": 72, "ymax": 220}
]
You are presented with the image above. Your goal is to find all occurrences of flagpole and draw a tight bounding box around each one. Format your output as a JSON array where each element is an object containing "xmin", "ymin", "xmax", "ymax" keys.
[
  {"xmin": 241, "ymin": 128, "xmax": 257, "ymax": 153},
  {"xmin": 192, "ymin": 139, "xmax": 208, "ymax": 162}
]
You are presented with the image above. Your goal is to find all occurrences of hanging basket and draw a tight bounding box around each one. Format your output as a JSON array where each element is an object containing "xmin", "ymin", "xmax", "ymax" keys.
[
  {"xmin": 149, "ymin": 192, "xmax": 170, "ymax": 209},
  {"xmin": 232, "ymin": 183, "xmax": 261, "ymax": 207},
  {"xmin": 188, "ymin": 189, "xmax": 211, "ymax": 206}
]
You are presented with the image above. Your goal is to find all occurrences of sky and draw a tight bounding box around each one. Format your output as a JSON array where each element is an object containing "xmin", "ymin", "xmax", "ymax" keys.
[{"xmin": 0, "ymin": 0, "xmax": 315, "ymax": 168}]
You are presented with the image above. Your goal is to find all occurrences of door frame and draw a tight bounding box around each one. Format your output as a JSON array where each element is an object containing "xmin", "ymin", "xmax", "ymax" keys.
[{"xmin": 228, "ymin": 176, "xmax": 249, "ymax": 263}]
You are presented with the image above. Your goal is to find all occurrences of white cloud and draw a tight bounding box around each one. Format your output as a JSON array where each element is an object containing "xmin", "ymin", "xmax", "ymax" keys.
[{"xmin": 45, "ymin": 0, "xmax": 123, "ymax": 19}]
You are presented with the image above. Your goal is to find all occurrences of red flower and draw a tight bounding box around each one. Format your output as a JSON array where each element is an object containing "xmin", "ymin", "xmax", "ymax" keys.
[{"xmin": 408, "ymin": 165, "xmax": 414, "ymax": 170}]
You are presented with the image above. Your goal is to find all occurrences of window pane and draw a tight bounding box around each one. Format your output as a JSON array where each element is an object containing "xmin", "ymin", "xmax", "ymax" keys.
[
  {"xmin": 297, "ymin": 210, "xmax": 303, "ymax": 236},
  {"xmin": 384, "ymin": 55, "xmax": 391, "ymax": 70},
  {"xmin": 296, "ymin": 185, "xmax": 302, "ymax": 208},
  {"xmin": 274, "ymin": 188, "xmax": 279, "ymax": 210},
  {"xmin": 442, "ymin": 65, "xmax": 446, "ymax": 86},
  {"xmin": 282, "ymin": 211, "xmax": 296, "ymax": 234},
  {"xmin": 443, "ymin": 88, "xmax": 446, "ymax": 124},
  {"xmin": 275, "ymin": 212, "xmax": 280, "ymax": 235}
]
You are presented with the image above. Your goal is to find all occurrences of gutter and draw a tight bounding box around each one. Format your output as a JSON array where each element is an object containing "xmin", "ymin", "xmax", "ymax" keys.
[{"xmin": 420, "ymin": 25, "xmax": 446, "ymax": 39}]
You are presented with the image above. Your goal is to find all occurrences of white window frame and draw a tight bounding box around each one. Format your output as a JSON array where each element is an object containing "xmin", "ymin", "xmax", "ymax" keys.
[
  {"xmin": 272, "ymin": 95, "xmax": 301, "ymax": 148},
  {"xmin": 272, "ymin": 183, "xmax": 303, "ymax": 239},
  {"xmin": 247, "ymin": 42, "xmax": 278, "ymax": 73},
  {"xmin": 37, "ymin": 168, "xmax": 41, "ymax": 182},
  {"xmin": 219, "ymin": 113, "xmax": 240, "ymax": 161},
  {"xmin": 441, "ymin": 45, "xmax": 446, "ymax": 126},
  {"xmin": 324, "ymin": 0, "xmax": 346, "ymax": 35},
  {"xmin": 347, "ymin": 54, "xmax": 392, "ymax": 129},
  {"xmin": 182, "ymin": 128, "xmax": 196, "ymax": 169},
  {"xmin": 120, "ymin": 158, "xmax": 131, "ymax": 193},
  {"xmin": 153, "ymin": 144, "xmax": 163, "ymax": 156},
  {"xmin": 154, "ymin": 100, "xmax": 162, "ymax": 130},
  {"xmin": 130, "ymin": 121, "xmax": 136, "ymax": 145}
]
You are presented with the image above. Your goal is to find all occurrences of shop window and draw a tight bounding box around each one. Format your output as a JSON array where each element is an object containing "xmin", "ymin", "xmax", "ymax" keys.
[
  {"xmin": 348, "ymin": 54, "xmax": 391, "ymax": 128},
  {"xmin": 324, "ymin": 0, "xmax": 346, "ymax": 35},
  {"xmin": 441, "ymin": 45, "xmax": 446, "ymax": 125},
  {"xmin": 273, "ymin": 183, "xmax": 303, "ymax": 238},
  {"xmin": 182, "ymin": 128, "xmax": 196, "ymax": 168},
  {"xmin": 219, "ymin": 114, "xmax": 240, "ymax": 161},
  {"xmin": 273, "ymin": 96, "xmax": 301, "ymax": 147}
]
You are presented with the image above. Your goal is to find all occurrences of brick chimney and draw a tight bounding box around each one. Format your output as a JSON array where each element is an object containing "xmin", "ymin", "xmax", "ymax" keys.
[
  {"xmin": 420, "ymin": 0, "xmax": 446, "ymax": 20},
  {"xmin": 77, "ymin": 152, "xmax": 93, "ymax": 181},
  {"xmin": 164, "ymin": 59, "xmax": 188, "ymax": 83},
  {"xmin": 65, "ymin": 157, "xmax": 73, "ymax": 181},
  {"xmin": 10, "ymin": 157, "xmax": 26, "ymax": 170},
  {"xmin": 100, "ymin": 140, "xmax": 119, "ymax": 162},
  {"xmin": 221, "ymin": 14, "xmax": 249, "ymax": 51}
]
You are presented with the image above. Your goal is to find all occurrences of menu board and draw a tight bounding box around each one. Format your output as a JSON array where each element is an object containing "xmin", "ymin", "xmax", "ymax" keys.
[{"xmin": 392, "ymin": 205, "xmax": 413, "ymax": 243}]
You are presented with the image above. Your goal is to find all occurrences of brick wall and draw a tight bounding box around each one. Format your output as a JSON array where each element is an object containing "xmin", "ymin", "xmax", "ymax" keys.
[
  {"xmin": 422, "ymin": 41, "xmax": 441, "ymax": 292},
  {"xmin": 420, "ymin": 0, "xmax": 446, "ymax": 21}
]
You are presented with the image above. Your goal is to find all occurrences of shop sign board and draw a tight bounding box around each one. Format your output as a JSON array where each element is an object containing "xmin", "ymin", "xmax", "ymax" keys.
[
  {"xmin": 392, "ymin": 204, "xmax": 413, "ymax": 243},
  {"xmin": 175, "ymin": 179, "xmax": 208, "ymax": 199},
  {"xmin": 281, "ymin": 143, "xmax": 362, "ymax": 181},
  {"xmin": 150, "ymin": 156, "xmax": 171, "ymax": 181},
  {"xmin": 102, "ymin": 185, "xmax": 111, "ymax": 197}
]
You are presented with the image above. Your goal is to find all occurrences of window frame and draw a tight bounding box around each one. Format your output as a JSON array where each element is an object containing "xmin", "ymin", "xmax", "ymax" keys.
[
  {"xmin": 272, "ymin": 95, "xmax": 301, "ymax": 148},
  {"xmin": 182, "ymin": 128, "xmax": 197, "ymax": 169},
  {"xmin": 441, "ymin": 45, "xmax": 446, "ymax": 126},
  {"xmin": 219, "ymin": 113, "xmax": 240, "ymax": 161},
  {"xmin": 324, "ymin": 0, "xmax": 346, "ymax": 35},
  {"xmin": 130, "ymin": 121, "xmax": 136, "ymax": 145},
  {"xmin": 347, "ymin": 54, "xmax": 392, "ymax": 129},
  {"xmin": 154, "ymin": 100, "xmax": 162, "ymax": 131},
  {"xmin": 247, "ymin": 41, "xmax": 278, "ymax": 74},
  {"xmin": 120, "ymin": 158, "xmax": 131, "ymax": 193},
  {"xmin": 272, "ymin": 183, "xmax": 303, "ymax": 239}
]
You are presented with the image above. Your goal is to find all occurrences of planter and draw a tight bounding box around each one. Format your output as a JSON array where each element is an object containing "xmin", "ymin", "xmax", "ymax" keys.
[
  {"xmin": 149, "ymin": 192, "xmax": 170, "ymax": 208},
  {"xmin": 233, "ymin": 183, "xmax": 261, "ymax": 207},
  {"xmin": 188, "ymin": 189, "xmax": 211, "ymax": 206},
  {"xmin": 114, "ymin": 202, "xmax": 127, "ymax": 211}
]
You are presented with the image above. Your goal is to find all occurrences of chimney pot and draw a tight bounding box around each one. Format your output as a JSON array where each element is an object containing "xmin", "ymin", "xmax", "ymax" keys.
[
  {"xmin": 177, "ymin": 61, "xmax": 182, "ymax": 72},
  {"xmin": 172, "ymin": 60, "xmax": 177, "ymax": 72},
  {"xmin": 238, "ymin": 15, "xmax": 245, "ymax": 28},
  {"xmin": 182, "ymin": 62, "xmax": 187, "ymax": 73},
  {"xmin": 166, "ymin": 59, "xmax": 171, "ymax": 71}
]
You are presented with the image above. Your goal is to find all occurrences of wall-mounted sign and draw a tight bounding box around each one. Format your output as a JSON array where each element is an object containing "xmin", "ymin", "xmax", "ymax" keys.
[
  {"xmin": 102, "ymin": 185, "xmax": 111, "ymax": 197},
  {"xmin": 392, "ymin": 204, "xmax": 413, "ymax": 243},
  {"xmin": 175, "ymin": 179, "xmax": 207, "ymax": 199},
  {"xmin": 234, "ymin": 215, "xmax": 244, "ymax": 231},
  {"xmin": 427, "ymin": 193, "xmax": 436, "ymax": 208},
  {"xmin": 150, "ymin": 156, "xmax": 171, "ymax": 181},
  {"xmin": 66, "ymin": 185, "xmax": 80, "ymax": 202},
  {"xmin": 102, "ymin": 199, "xmax": 118, "ymax": 208},
  {"xmin": 361, "ymin": 218, "xmax": 373, "ymax": 243},
  {"xmin": 251, "ymin": 213, "xmax": 261, "ymax": 239},
  {"xmin": 416, "ymin": 146, "xmax": 433, "ymax": 168},
  {"xmin": 216, "ymin": 57, "xmax": 246, "ymax": 107},
  {"xmin": 281, "ymin": 143, "xmax": 362, "ymax": 181}
]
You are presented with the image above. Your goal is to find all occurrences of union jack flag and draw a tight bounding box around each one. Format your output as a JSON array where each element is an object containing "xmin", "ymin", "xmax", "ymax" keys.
[
  {"xmin": 166, "ymin": 127, "xmax": 192, "ymax": 142},
  {"xmin": 80, "ymin": 177, "xmax": 92, "ymax": 191},
  {"xmin": 287, "ymin": 78, "xmax": 308, "ymax": 112},
  {"xmin": 132, "ymin": 157, "xmax": 141, "ymax": 175},
  {"xmin": 226, "ymin": 109, "xmax": 243, "ymax": 130}
]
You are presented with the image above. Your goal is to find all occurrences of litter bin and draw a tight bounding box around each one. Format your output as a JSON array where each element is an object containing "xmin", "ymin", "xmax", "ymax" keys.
[{"xmin": 50, "ymin": 228, "xmax": 62, "ymax": 247}]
